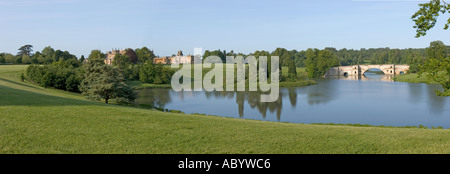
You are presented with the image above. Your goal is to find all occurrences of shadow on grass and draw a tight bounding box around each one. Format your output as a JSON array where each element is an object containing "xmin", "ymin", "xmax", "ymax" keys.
[
  {"xmin": 0, "ymin": 78, "xmax": 42, "ymax": 90},
  {"xmin": 0, "ymin": 84, "xmax": 97, "ymax": 106}
]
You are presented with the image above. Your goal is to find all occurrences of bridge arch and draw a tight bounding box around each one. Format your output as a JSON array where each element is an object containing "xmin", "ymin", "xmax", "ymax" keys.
[{"xmin": 363, "ymin": 68, "xmax": 385, "ymax": 75}]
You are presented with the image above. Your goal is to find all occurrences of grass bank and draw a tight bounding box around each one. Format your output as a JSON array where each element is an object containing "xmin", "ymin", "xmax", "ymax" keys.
[
  {"xmin": 2, "ymin": 65, "xmax": 450, "ymax": 154},
  {"xmin": 394, "ymin": 73, "xmax": 430, "ymax": 83},
  {"xmin": 127, "ymin": 81, "xmax": 171, "ymax": 90},
  {"xmin": 279, "ymin": 80, "xmax": 317, "ymax": 87}
]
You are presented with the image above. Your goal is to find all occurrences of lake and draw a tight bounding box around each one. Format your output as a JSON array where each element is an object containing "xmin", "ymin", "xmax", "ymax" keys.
[{"xmin": 135, "ymin": 73, "xmax": 450, "ymax": 128}]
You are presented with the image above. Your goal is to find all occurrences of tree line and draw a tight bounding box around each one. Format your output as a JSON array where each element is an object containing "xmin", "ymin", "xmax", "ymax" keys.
[
  {"xmin": 1, "ymin": 45, "xmax": 77, "ymax": 65},
  {"xmin": 201, "ymin": 42, "xmax": 449, "ymax": 75}
]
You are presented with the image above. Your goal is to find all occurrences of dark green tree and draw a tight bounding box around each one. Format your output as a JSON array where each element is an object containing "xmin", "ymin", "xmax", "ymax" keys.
[
  {"xmin": 427, "ymin": 40, "xmax": 447, "ymax": 59},
  {"xmin": 17, "ymin": 45, "xmax": 33, "ymax": 56},
  {"xmin": 42, "ymin": 46, "xmax": 55, "ymax": 58},
  {"xmin": 87, "ymin": 50, "xmax": 104, "ymax": 61},
  {"xmin": 305, "ymin": 48, "xmax": 318, "ymax": 78},
  {"xmin": 203, "ymin": 49, "xmax": 226, "ymax": 63},
  {"xmin": 80, "ymin": 55, "xmax": 136, "ymax": 104},
  {"xmin": 79, "ymin": 55, "xmax": 86, "ymax": 63},
  {"xmin": 15, "ymin": 56, "xmax": 22, "ymax": 64},
  {"xmin": 52, "ymin": 50, "xmax": 63, "ymax": 62},
  {"xmin": 288, "ymin": 59, "xmax": 297, "ymax": 80},
  {"xmin": 135, "ymin": 47, "xmax": 155, "ymax": 63},
  {"xmin": 272, "ymin": 48, "xmax": 289, "ymax": 66},
  {"xmin": 305, "ymin": 49, "xmax": 339, "ymax": 78},
  {"xmin": 0, "ymin": 54, "xmax": 5, "ymax": 64}
]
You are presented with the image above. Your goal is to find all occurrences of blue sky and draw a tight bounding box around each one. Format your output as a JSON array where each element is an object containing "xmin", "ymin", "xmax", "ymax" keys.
[{"xmin": 0, "ymin": 0, "xmax": 448, "ymax": 57}]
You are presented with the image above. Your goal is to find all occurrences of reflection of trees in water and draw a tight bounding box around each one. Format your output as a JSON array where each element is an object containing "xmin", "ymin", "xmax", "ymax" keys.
[
  {"xmin": 426, "ymin": 84, "xmax": 446, "ymax": 115},
  {"xmin": 135, "ymin": 89, "xmax": 172, "ymax": 108},
  {"xmin": 288, "ymin": 88, "xmax": 297, "ymax": 107},
  {"xmin": 403, "ymin": 82, "xmax": 446, "ymax": 115},
  {"xmin": 205, "ymin": 90, "xmax": 235, "ymax": 100},
  {"xmin": 236, "ymin": 91, "xmax": 283, "ymax": 120},
  {"xmin": 204, "ymin": 90, "xmax": 284, "ymax": 121}
]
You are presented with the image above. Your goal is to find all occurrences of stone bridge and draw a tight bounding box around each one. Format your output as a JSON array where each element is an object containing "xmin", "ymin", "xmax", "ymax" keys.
[{"xmin": 324, "ymin": 64, "xmax": 410, "ymax": 77}]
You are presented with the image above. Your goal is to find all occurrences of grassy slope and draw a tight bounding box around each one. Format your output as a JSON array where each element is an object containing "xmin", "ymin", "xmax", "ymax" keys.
[{"xmin": 1, "ymin": 65, "xmax": 450, "ymax": 154}]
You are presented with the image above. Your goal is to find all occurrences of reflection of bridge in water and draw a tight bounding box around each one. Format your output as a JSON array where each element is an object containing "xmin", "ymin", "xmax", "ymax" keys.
[{"xmin": 332, "ymin": 74, "xmax": 395, "ymax": 82}]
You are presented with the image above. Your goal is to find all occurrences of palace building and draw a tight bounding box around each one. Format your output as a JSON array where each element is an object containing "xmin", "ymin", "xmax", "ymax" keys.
[
  {"xmin": 104, "ymin": 49, "xmax": 126, "ymax": 65},
  {"xmin": 104, "ymin": 49, "xmax": 197, "ymax": 65},
  {"xmin": 153, "ymin": 50, "xmax": 196, "ymax": 64}
]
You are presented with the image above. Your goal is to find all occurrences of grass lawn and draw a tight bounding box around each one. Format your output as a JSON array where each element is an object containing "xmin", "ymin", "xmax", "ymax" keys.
[
  {"xmin": 394, "ymin": 73, "xmax": 430, "ymax": 83},
  {"xmin": 2, "ymin": 65, "xmax": 450, "ymax": 154}
]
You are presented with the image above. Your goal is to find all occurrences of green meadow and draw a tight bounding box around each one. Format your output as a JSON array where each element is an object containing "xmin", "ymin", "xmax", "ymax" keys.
[{"xmin": 1, "ymin": 65, "xmax": 450, "ymax": 154}]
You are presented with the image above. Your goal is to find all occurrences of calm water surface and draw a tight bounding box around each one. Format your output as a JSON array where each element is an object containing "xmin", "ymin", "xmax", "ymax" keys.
[{"xmin": 136, "ymin": 73, "xmax": 450, "ymax": 128}]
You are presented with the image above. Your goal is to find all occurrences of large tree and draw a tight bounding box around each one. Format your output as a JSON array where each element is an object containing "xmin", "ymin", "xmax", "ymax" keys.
[
  {"xmin": 420, "ymin": 41, "xmax": 449, "ymax": 96},
  {"xmin": 305, "ymin": 48, "xmax": 318, "ymax": 78},
  {"xmin": 305, "ymin": 49, "xmax": 339, "ymax": 78},
  {"xmin": 80, "ymin": 54, "xmax": 136, "ymax": 104},
  {"xmin": 135, "ymin": 47, "xmax": 155, "ymax": 63},
  {"xmin": 42, "ymin": 46, "xmax": 55, "ymax": 58},
  {"xmin": 288, "ymin": 59, "xmax": 297, "ymax": 79},
  {"xmin": 87, "ymin": 50, "xmax": 104, "ymax": 61},
  {"xmin": 411, "ymin": 0, "xmax": 450, "ymax": 37},
  {"xmin": 17, "ymin": 45, "xmax": 33, "ymax": 56}
]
